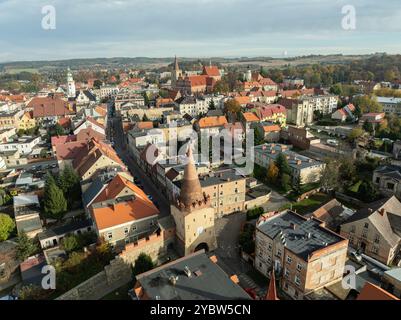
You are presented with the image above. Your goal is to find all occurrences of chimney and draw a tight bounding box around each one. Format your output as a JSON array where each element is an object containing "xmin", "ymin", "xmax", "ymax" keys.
[
  {"xmin": 290, "ymin": 222, "xmax": 297, "ymax": 230},
  {"xmin": 379, "ymin": 208, "xmax": 386, "ymax": 216},
  {"xmin": 297, "ymin": 160, "xmax": 302, "ymax": 166},
  {"xmin": 184, "ymin": 266, "xmax": 192, "ymax": 278},
  {"xmin": 368, "ymin": 208, "xmax": 373, "ymax": 214}
]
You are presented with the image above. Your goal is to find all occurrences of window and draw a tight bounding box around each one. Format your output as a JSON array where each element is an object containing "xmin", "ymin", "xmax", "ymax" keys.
[
  {"xmin": 295, "ymin": 275, "xmax": 301, "ymax": 286},
  {"xmin": 277, "ymin": 250, "xmax": 282, "ymax": 258},
  {"xmin": 296, "ymin": 263, "xmax": 302, "ymax": 272},
  {"xmin": 286, "ymin": 256, "xmax": 292, "ymax": 264},
  {"xmin": 372, "ymin": 246, "xmax": 379, "ymax": 254},
  {"xmin": 124, "ymin": 227, "xmax": 129, "ymax": 235},
  {"xmin": 107, "ymin": 232, "xmax": 113, "ymax": 240},
  {"xmin": 268, "ymin": 243, "xmax": 272, "ymax": 251},
  {"xmin": 364, "ymin": 223, "xmax": 369, "ymax": 229},
  {"xmin": 350, "ymin": 225, "xmax": 356, "ymax": 233},
  {"xmin": 284, "ymin": 269, "xmax": 290, "ymax": 278},
  {"xmin": 362, "ymin": 230, "xmax": 368, "ymax": 239},
  {"xmin": 374, "ymin": 234, "xmax": 380, "ymax": 244},
  {"xmin": 387, "ymin": 183, "xmax": 395, "ymax": 190}
]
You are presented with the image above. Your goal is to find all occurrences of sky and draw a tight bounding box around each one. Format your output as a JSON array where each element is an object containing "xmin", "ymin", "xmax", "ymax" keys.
[{"xmin": 0, "ymin": 0, "xmax": 401, "ymax": 62}]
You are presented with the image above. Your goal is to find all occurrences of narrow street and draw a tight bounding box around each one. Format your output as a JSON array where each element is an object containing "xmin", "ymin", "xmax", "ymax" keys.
[{"xmin": 109, "ymin": 115, "xmax": 170, "ymax": 217}]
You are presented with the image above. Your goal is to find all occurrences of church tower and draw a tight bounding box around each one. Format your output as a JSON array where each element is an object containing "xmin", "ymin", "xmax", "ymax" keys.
[
  {"xmin": 66, "ymin": 67, "xmax": 76, "ymax": 99},
  {"xmin": 172, "ymin": 55, "xmax": 182, "ymax": 86},
  {"xmin": 171, "ymin": 145, "xmax": 217, "ymax": 256}
]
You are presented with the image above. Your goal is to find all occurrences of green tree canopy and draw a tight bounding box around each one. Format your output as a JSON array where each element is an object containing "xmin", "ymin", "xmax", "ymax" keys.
[
  {"xmin": 133, "ymin": 253, "xmax": 154, "ymax": 276},
  {"xmin": 44, "ymin": 173, "xmax": 67, "ymax": 220},
  {"xmin": 275, "ymin": 153, "xmax": 291, "ymax": 176},
  {"xmin": 224, "ymin": 99, "xmax": 241, "ymax": 114},
  {"xmin": 352, "ymin": 95, "xmax": 383, "ymax": 114},
  {"xmin": 320, "ymin": 160, "xmax": 340, "ymax": 191},
  {"xmin": 15, "ymin": 231, "xmax": 38, "ymax": 261},
  {"xmin": 61, "ymin": 235, "xmax": 80, "ymax": 253},
  {"xmin": 0, "ymin": 213, "xmax": 15, "ymax": 241}
]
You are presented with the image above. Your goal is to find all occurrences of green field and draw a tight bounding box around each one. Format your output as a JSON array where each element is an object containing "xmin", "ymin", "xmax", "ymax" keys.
[{"xmin": 4, "ymin": 68, "xmax": 39, "ymax": 74}]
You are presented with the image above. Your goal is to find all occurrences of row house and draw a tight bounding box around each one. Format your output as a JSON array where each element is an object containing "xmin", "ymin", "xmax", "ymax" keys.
[{"xmin": 340, "ymin": 196, "xmax": 401, "ymax": 266}]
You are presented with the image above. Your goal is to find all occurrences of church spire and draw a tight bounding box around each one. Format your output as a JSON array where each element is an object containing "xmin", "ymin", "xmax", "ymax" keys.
[
  {"xmin": 174, "ymin": 55, "xmax": 180, "ymax": 71},
  {"xmin": 265, "ymin": 271, "xmax": 279, "ymax": 300}
]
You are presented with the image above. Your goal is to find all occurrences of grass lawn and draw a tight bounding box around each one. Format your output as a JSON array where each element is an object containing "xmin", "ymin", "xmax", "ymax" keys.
[
  {"xmin": 280, "ymin": 193, "xmax": 331, "ymax": 215},
  {"xmin": 348, "ymin": 180, "xmax": 362, "ymax": 193},
  {"xmin": 101, "ymin": 283, "xmax": 132, "ymax": 300}
]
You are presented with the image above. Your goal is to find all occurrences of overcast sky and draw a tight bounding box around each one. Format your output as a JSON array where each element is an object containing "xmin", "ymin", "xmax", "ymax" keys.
[{"xmin": 0, "ymin": 0, "xmax": 401, "ymax": 62}]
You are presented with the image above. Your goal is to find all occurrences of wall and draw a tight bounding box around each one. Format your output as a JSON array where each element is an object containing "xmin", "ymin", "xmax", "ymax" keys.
[
  {"xmin": 119, "ymin": 228, "xmax": 175, "ymax": 265},
  {"xmin": 56, "ymin": 257, "xmax": 132, "ymax": 300}
]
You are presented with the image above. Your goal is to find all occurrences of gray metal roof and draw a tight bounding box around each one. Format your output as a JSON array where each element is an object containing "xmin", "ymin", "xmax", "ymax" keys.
[
  {"xmin": 37, "ymin": 219, "xmax": 93, "ymax": 241},
  {"xmin": 136, "ymin": 251, "xmax": 250, "ymax": 300},
  {"xmin": 257, "ymin": 210, "xmax": 344, "ymax": 261}
]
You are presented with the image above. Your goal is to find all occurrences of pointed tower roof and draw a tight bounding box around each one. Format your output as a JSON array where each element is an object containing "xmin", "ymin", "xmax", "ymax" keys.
[
  {"xmin": 265, "ymin": 271, "xmax": 279, "ymax": 300},
  {"xmin": 174, "ymin": 55, "xmax": 180, "ymax": 71},
  {"xmin": 178, "ymin": 145, "xmax": 205, "ymax": 209}
]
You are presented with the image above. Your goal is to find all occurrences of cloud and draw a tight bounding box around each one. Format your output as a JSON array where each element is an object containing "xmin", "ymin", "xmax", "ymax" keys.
[{"xmin": 0, "ymin": 0, "xmax": 400, "ymax": 61}]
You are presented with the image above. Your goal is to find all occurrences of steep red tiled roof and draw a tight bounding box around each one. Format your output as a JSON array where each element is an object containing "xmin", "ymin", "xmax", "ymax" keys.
[
  {"xmin": 29, "ymin": 97, "xmax": 74, "ymax": 118},
  {"xmin": 203, "ymin": 66, "xmax": 221, "ymax": 77},
  {"xmin": 242, "ymin": 112, "xmax": 260, "ymax": 122},
  {"xmin": 51, "ymin": 135, "xmax": 77, "ymax": 147},
  {"xmin": 55, "ymin": 141, "xmax": 87, "ymax": 161},
  {"xmin": 198, "ymin": 116, "xmax": 228, "ymax": 128},
  {"xmin": 258, "ymin": 104, "xmax": 286, "ymax": 118},
  {"xmin": 76, "ymin": 127, "xmax": 105, "ymax": 142},
  {"xmin": 263, "ymin": 124, "xmax": 281, "ymax": 133},
  {"xmin": 357, "ymin": 282, "xmax": 399, "ymax": 300}
]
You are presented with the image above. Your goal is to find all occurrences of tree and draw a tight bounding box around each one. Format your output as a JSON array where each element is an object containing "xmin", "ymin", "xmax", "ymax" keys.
[
  {"xmin": 0, "ymin": 213, "xmax": 15, "ymax": 241},
  {"xmin": 275, "ymin": 153, "xmax": 291, "ymax": 176},
  {"xmin": 40, "ymin": 149, "xmax": 48, "ymax": 159},
  {"xmin": 133, "ymin": 253, "xmax": 154, "ymax": 276},
  {"xmin": 352, "ymin": 95, "xmax": 383, "ymax": 114},
  {"xmin": 339, "ymin": 157, "xmax": 357, "ymax": 184},
  {"xmin": 58, "ymin": 166, "xmax": 81, "ymax": 208},
  {"xmin": 0, "ymin": 188, "xmax": 11, "ymax": 206},
  {"xmin": 224, "ymin": 99, "xmax": 241, "ymax": 114},
  {"xmin": 93, "ymin": 80, "xmax": 103, "ymax": 89},
  {"xmin": 348, "ymin": 127, "xmax": 365, "ymax": 141},
  {"xmin": 363, "ymin": 121, "xmax": 374, "ymax": 134},
  {"xmin": 61, "ymin": 235, "xmax": 80, "ymax": 253},
  {"xmin": 319, "ymin": 160, "xmax": 340, "ymax": 191},
  {"xmin": 239, "ymin": 224, "xmax": 255, "ymax": 255},
  {"xmin": 49, "ymin": 123, "xmax": 65, "ymax": 137},
  {"xmin": 358, "ymin": 181, "xmax": 378, "ymax": 202},
  {"xmin": 330, "ymin": 83, "xmax": 343, "ymax": 96},
  {"xmin": 142, "ymin": 114, "xmax": 149, "ymax": 122},
  {"xmin": 44, "ymin": 173, "xmax": 67, "ymax": 220},
  {"xmin": 213, "ymin": 80, "xmax": 230, "ymax": 94},
  {"xmin": 280, "ymin": 174, "xmax": 292, "ymax": 192},
  {"xmin": 209, "ymin": 99, "xmax": 216, "ymax": 110},
  {"xmin": 15, "ymin": 231, "xmax": 38, "ymax": 261},
  {"xmin": 266, "ymin": 161, "xmax": 279, "ymax": 185},
  {"xmin": 18, "ymin": 284, "xmax": 49, "ymax": 300}
]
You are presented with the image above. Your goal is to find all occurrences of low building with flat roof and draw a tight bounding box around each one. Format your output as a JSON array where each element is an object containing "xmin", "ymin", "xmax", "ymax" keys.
[{"xmin": 133, "ymin": 250, "xmax": 251, "ymax": 300}]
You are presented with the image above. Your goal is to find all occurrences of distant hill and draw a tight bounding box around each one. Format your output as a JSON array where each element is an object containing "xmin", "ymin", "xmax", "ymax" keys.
[{"xmin": 0, "ymin": 53, "xmax": 387, "ymax": 74}]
